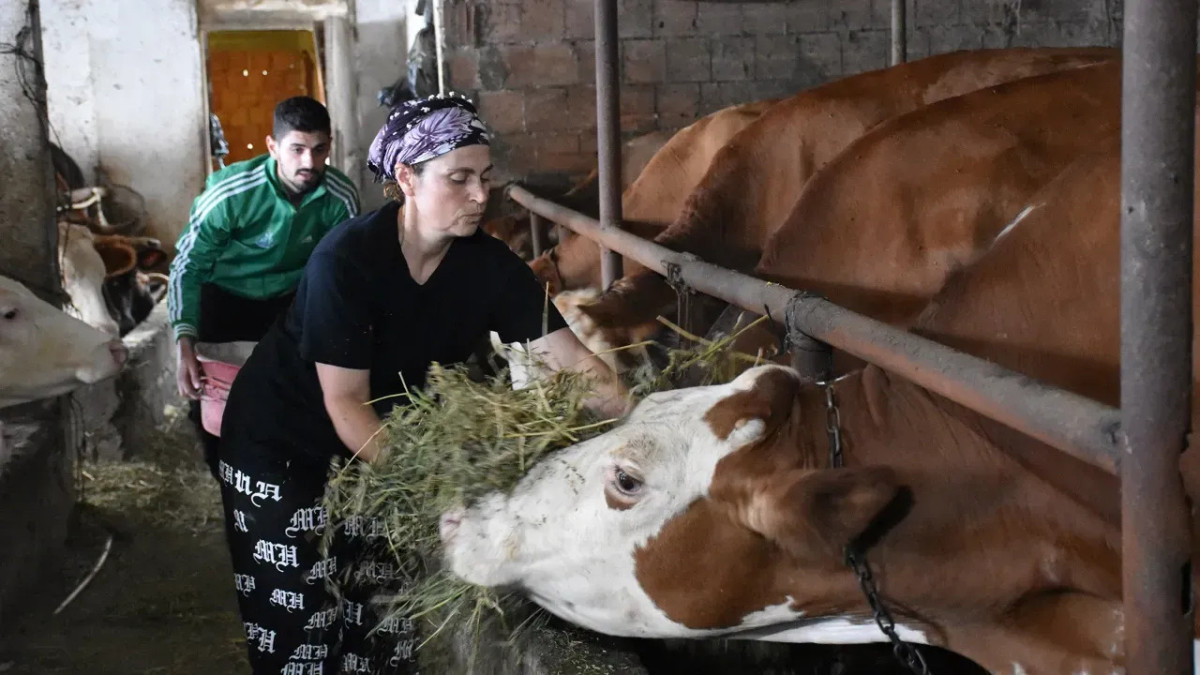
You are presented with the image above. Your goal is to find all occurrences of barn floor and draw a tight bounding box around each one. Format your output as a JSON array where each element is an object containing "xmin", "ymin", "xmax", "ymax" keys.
[{"xmin": 0, "ymin": 407, "xmax": 248, "ymax": 674}]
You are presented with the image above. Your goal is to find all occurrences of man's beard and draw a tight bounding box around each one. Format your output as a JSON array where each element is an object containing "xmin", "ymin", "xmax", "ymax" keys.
[{"xmin": 285, "ymin": 169, "xmax": 322, "ymax": 196}]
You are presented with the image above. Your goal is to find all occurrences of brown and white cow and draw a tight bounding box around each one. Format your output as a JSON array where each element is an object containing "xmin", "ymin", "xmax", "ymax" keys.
[
  {"xmin": 440, "ymin": 145, "xmax": 1200, "ymax": 673},
  {"xmin": 528, "ymin": 98, "xmax": 779, "ymax": 294},
  {"xmin": 0, "ymin": 274, "xmax": 127, "ymax": 409},
  {"xmin": 58, "ymin": 222, "xmax": 167, "ymax": 337},
  {"xmin": 483, "ymin": 129, "xmax": 675, "ymax": 260},
  {"xmin": 580, "ymin": 46, "xmax": 1117, "ymax": 335}
]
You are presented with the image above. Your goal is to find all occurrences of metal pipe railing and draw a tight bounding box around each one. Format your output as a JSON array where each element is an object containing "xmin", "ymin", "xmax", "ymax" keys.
[
  {"xmin": 594, "ymin": 0, "xmax": 623, "ymax": 289},
  {"xmin": 890, "ymin": 0, "xmax": 906, "ymax": 66},
  {"xmin": 508, "ymin": 184, "xmax": 1122, "ymax": 474},
  {"xmin": 1119, "ymin": 0, "xmax": 1197, "ymax": 670}
]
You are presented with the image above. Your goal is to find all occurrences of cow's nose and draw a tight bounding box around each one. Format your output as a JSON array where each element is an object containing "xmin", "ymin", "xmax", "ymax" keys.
[
  {"xmin": 108, "ymin": 340, "xmax": 128, "ymax": 368},
  {"xmin": 439, "ymin": 508, "xmax": 464, "ymax": 542}
]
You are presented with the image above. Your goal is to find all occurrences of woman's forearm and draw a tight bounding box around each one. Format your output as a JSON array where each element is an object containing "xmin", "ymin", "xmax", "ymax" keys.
[{"xmin": 324, "ymin": 394, "xmax": 386, "ymax": 463}]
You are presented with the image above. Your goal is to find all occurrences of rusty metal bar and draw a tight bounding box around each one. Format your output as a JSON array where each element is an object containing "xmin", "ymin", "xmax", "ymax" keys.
[
  {"xmin": 509, "ymin": 184, "xmax": 1121, "ymax": 474},
  {"xmin": 530, "ymin": 212, "xmax": 545, "ymax": 258},
  {"xmin": 1120, "ymin": 0, "xmax": 1198, "ymax": 670},
  {"xmin": 595, "ymin": 0, "xmax": 623, "ymax": 289},
  {"xmin": 890, "ymin": 0, "xmax": 906, "ymax": 66}
]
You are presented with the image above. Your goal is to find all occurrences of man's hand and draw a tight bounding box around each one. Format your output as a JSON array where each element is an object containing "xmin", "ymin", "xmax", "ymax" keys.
[{"xmin": 176, "ymin": 337, "xmax": 204, "ymax": 400}]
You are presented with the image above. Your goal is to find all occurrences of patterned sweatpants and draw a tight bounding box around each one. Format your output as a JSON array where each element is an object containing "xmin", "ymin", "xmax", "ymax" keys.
[{"xmin": 217, "ymin": 437, "xmax": 420, "ymax": 674}]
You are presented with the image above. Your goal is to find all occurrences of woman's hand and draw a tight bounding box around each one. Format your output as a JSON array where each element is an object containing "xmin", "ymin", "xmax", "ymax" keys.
[
  {"xmin": 524, "ymin": 327, "xmax": 630, "ymax": 418},
  {"xmin": 315, "ymin": 362, "xmax": 387, "ymax": 463}
]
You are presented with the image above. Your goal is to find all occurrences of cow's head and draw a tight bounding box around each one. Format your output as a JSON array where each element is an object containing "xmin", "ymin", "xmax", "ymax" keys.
[
  {"xmin": 0, "ymin": 275, "xmax": 127, "ymax": 408},
  {"xmin": 440, "ymin": 365, "xmax": 902, "ymax": 639}
]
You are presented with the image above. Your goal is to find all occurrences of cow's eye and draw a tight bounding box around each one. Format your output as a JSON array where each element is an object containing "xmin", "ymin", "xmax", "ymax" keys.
[
  {"xmin": 2, "ymin": 309, "xmax": 15, "ymax": 320},
  {"xmin": 614, "ymin": 468, "xmax": 643, "ymax": 496}
]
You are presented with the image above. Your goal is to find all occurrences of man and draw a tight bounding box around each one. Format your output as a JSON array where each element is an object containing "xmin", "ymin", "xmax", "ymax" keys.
[{"xmin": 169, "ymin": 96, "xmax": 359, "ymax": 478}]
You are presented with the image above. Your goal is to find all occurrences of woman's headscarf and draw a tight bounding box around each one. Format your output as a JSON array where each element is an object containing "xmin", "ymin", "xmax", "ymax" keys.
[{"xmin": 366, "ymin": 91, "xmax": 491, "ymax": 183}]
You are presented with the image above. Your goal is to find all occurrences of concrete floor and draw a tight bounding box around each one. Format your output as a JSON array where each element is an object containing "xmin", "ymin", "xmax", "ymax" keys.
[{"xmin": 0, "ymin": 410, "xmax": 248, "ymax": 675}]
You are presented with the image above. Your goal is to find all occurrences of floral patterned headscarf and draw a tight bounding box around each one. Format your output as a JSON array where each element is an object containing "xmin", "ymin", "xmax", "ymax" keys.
[{"xmin": 366, "ymin": 91, "xmax": 491, "ymax": 182}]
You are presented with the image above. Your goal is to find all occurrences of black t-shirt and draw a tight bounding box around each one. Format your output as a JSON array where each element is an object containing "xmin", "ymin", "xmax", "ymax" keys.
[{"xmin": 222, "ymin": 201, "xmax": 567, "ymax": 465}]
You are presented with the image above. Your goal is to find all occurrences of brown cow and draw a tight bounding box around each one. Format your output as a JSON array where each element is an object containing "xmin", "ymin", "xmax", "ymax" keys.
[
  {"xmin": 529, "ymin": 98, "xmax": 780, "ymax": 294},
  {"xmin": 483, "ymin": 130, "xmax": 675, "ymax": 260},
  {"xmin": 440, "ymin": 144, "xmax": 1200, "ymax": 674},
  {"xmin": 581, "ymin": 46, "xmax": 1117, "ymax": 335}
]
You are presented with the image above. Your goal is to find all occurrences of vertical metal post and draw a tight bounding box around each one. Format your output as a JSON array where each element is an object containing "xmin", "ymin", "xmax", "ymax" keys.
[
  {"xmin": 595, "ymin": 0, "xmax": 623, "ymax": 289},
  {"xmin": 1120, "ymin": 0, "xmax": 1197, "ymax": 672},
  {"xmin": 530, "ymin": 212, "xmax": 545, "ymax": 258},
  {"xmin": 432, "ymin": 0, "xmax": 446, "ymax": 94},
  {"xmin": 890, "ymin": 0, "xmax": 906, "ymax": 66}
]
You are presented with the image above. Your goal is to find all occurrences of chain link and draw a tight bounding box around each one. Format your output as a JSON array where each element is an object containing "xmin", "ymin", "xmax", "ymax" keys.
[{"xmin": 822, "ymin": 384, "xmax": 931, "ymax": 675}]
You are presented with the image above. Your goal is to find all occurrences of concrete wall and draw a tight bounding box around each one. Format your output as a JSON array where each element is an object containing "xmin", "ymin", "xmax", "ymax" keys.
[
  {"xmin": 354, "ymin": 0, "xmax": 411, "ymax": 213},
  {"xmin": 1, "ymin": 0, "xmax": 60, "ymax": 299},
  {"xmin": 42, "ymin": 0, "xmax": 208, "ymax": 250},
  {"xmin": 442, "ymin": 0, "xmax": 1124, "ymax": 183},
  {"xmin": 40, "ymin": 1, "xmax": 100, "ymax": 185},
  {"xmin": 0, "ymin": 400, "xmax": 71, "ymax": 632},
  {"xmin": 69, "ymin": 302, "xmax": 179, "ymax": 464}
]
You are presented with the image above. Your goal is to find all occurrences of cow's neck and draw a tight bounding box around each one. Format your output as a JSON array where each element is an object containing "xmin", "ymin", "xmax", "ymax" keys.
[{"xmin": 784, "ymin": 366, "xmax": 1125, "ymax": 670}]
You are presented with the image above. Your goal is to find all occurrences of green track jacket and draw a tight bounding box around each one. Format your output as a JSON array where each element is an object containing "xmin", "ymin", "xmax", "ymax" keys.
[{"xmin": 167, "ymin": 154, "xmax": 360, "ymax": 341}]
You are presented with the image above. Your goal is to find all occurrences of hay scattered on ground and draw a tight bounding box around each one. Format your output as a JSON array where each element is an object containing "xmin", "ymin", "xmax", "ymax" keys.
[
  {"xmin": 321, "ymin": 316, "xmax": 770, "ymax": 657},
  {"xmin": 77, "ymin": 405, "xmax": 221, "ymax": 536}
]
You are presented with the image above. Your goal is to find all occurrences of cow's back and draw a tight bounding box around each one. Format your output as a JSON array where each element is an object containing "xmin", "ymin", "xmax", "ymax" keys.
[
  {"xmin": 912, "ymin": 149, "xmax": 1128, "ymax": 408},
  {"xmin": 621, "ymin": 97, "xmax": 782, "ymax": 230},
  {"xmin": 660, "ymin": 46, "xmax": 1117, "ymax": 271},
  {"xmin": 757, "ymin": 59, "xmax": 1126, "ymax": 327},
  {"xmin": 531, "ymin": 98, "xmax": 777, "ymax": 292},
  {"xmin": 582, "ymin": 47, "xmax": 1116, "ymax": 333}
]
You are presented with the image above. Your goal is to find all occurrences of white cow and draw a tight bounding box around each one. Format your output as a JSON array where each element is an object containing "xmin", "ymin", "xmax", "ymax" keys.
[
  {"xmin": 0, "ymin": 274, "xmax": 127, "ymax": 409},
  {"xmin": 57, "ymin": 221, "xmax": 120, "ymax": 337}
]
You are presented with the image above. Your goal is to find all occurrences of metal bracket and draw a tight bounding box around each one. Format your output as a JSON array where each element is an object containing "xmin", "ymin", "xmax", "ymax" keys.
[
  {"xmin": 784, "ymin": 291, "xmax": 833, "ymax": 382},
  {"xmin": 664, "ymin": 261, "xmax": 691, "ymax": 296},
  {"xmin": 665, "ymin": 260, "xmax": 697, "ymax": 342}
]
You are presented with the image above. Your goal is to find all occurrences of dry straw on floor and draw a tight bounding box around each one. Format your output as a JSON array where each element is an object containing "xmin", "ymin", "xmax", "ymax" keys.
[{"xmin": 320, "ymin": 316, "xmax": 771, "ymax": 659}]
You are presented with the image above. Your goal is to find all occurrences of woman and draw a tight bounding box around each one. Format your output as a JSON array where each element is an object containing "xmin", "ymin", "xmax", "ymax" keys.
[{"xmin": 215, "ymin": 92, "xmax": 627, "ymax": 674}]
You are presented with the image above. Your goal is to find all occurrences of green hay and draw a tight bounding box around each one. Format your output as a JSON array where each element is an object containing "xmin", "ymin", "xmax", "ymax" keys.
[{"xmin": 320, "ymin": 314, "xmax": 771, "ymax": 665}]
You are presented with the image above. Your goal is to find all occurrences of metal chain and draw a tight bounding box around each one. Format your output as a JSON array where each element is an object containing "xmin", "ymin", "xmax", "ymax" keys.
[
  {"xmin": 666, "ymin": 261, "xmax": 693, "ymax": 340},
  {"xmin": 822, "ymin": 384, "xmax": 932, "ymax": 675}
]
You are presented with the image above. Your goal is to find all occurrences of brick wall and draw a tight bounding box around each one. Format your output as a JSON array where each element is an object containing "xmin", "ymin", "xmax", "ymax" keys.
[{"xmin": 442, "ymin": 0, "xmax": 1122, "ymax": 183}]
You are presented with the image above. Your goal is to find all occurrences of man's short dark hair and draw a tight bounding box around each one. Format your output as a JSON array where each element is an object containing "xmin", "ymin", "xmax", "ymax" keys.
[{"xmin": 273, "ymin": 96, "xmax": 331, "ymax": 138}]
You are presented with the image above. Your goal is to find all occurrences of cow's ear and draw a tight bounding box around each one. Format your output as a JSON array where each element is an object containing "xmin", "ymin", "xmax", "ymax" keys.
[
  {"xmin": 704, "ymin": 366, "xmax": 799, "ymax": 447},
  {"xmin": 745, "ymin": 467, "xmax": 902, "ymax": 564}
]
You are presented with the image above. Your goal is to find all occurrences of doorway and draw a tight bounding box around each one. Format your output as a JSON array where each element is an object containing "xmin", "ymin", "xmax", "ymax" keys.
[{"xmin": 205, "ymin": 29, "xmax": 326, "ymax": 168}]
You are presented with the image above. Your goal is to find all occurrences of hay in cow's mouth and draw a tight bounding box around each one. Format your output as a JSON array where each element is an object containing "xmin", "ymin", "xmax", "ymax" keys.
[{"xmin": 320, "ymin": 315, "xmax": 771, "ymax": 662}]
